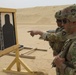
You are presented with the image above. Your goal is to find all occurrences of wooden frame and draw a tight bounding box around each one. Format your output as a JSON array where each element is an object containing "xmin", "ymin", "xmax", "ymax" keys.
[
  {"xmin": 0, "ymin": 8, "xmax": 35, "ymax": 75},
  {"xmin": 0, "ymin": 8, "xmax": 18, "ymax": 56}
]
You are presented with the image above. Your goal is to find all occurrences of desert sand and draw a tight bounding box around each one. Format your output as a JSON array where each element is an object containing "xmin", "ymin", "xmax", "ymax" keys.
[{"xmin": 0, "ymin": 4, "xmax": 70, "ymax": 75}]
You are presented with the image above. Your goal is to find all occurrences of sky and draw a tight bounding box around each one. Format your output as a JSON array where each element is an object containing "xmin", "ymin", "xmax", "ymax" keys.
[{"xmin": 0, "ymin": 0, "xmax": 76, "ymax": 8}]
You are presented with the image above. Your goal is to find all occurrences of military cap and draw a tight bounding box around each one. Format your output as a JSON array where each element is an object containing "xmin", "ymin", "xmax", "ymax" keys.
[
  {"xmin": 62, "ymin": 4, "xmax": 76, "ymax": 22},
  {"xmin": 55, "ymin": 10, "xmax": 62, "ymax": 19}
]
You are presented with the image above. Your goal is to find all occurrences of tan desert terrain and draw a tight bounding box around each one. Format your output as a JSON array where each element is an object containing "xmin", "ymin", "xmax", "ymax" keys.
[{"xmin": 0, "ymin": 4, "xmax": 71, "ymax": 75}]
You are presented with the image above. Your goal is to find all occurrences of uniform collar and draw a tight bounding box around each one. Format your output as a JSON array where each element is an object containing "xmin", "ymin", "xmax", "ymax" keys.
[{"xmin": 67, "ymin": 33, "xmax": 76, "ymax": 39}]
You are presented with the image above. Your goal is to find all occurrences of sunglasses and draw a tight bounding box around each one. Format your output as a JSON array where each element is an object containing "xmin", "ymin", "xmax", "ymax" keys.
[
  {"xmin": 62, "ymin": 19, "xmax": 70, "ymax": 24},
  {"xmin": 56, "ymin": 19, "xmax": 62, "ymax": 23}
]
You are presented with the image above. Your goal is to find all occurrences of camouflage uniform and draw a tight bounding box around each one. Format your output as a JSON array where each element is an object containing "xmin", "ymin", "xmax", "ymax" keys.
[
  {"xmin": 40, "ymin": 10, "xmax": 67, "ymax": 75},
  {"xmin": 47, "ymin": 28, "xmax": 67, "ymax": 55},
  {"xmin": 56, "ymin": 4, "xmax": 76, "ymax": 75},
  {"xmin": 58, "ymin": 34, "xmax": 76, "ymax": 75},
  {"xmin": 46, "ymin": 10, "xmax": 67, "ymax": 56}
]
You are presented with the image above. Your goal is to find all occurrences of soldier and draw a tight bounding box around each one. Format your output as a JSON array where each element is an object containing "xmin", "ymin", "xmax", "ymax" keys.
[
  {"xmin": 28, "ymin": 10, "xmax": 67, "ymax": 56},
  {"xmin": 49, "ymin": 10, "xmax": 67, "ymax": 75},
  {"xmin": 55, "ymin": 10, "xmax": 64, "ymax": 32},
  {"xmin": 48, "ymin": 10, "xmax": 67, "ymax": 56},
  {"xmin": 53, "ymin": 4, "xmax": 76, "ymax": 75},
  {"xmin": 46, "ymin": 10, "xmax": 63, "ymax": 33}
]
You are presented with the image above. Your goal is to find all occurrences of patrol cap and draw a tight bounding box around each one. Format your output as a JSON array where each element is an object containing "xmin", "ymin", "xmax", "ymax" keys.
[
  {"xmin": 62, "ymin": 4, "xmax": 76, "ymax": 22},
  {"xmin": 55, "ymin": 10, "xmax": 62, "ymax": 19}
]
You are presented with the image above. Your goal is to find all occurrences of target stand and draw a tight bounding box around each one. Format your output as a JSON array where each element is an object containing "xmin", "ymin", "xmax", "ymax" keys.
[
  {"xmin": 0, "ymin": 8, "xmax": 36, "ymax": 75},
  {"xmin": 3, "ymin": 47, "xmax": 35, "ymax": 75},
  {"xmin": 3, "ymin": 47, "xmax": 46, "ymax": 75}
]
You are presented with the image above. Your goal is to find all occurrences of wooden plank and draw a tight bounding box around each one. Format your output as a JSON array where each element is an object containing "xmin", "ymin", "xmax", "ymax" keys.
[
  {"xmin": 0, "ymin": 45, "xmax": 19, "ymax": 57},
  {"xmin": 0, "ymin": 8, "xmax": 16, "ymax": 12},
  {"xmin": 7, "ymin": 53, "xmax": 35, "ymax": 59},
  {"xmin": 19, "ymin": 46, "xmax": 47, "ymax": 51},
  {"xmin": 3, "ymin": 69, "xmax": 48, "ymax": 75},
  {"xmin": 24, "ymin": 47, "xmax": 47, "ymax": 51}
]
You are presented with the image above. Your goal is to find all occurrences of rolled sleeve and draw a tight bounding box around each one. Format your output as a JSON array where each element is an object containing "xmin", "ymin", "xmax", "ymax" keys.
[{"xmin": 39, "ymin": 32, "xmax": 47, "ymax": 40}]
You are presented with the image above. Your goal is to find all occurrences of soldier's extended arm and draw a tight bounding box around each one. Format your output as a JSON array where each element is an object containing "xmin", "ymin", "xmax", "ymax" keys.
[
  {"xmin": 46, "ymin": 30, "xmax": 55, "ymax": 33},
  {"xmin": 40, "ymin": 30, "xmax": 67, "ymax": 42},
  {"xmin": 28, "ymin": 30, "xmax": 43, "ymax": 37},
  {"xmin": 28, "ymin": 30, "xmax": 67, "ymax": 42}
]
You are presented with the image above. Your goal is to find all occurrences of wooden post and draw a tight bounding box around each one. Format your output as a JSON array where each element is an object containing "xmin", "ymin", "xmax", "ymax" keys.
[{"xmin": 3, "ymin": 48, "xmax": 36, "ymax": 75}]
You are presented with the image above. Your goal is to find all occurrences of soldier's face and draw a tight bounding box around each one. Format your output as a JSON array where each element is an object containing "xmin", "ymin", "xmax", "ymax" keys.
[
  {"xmin": 56, "ymin": 19, "xmax": 63, "ymax": 27},
  {"xmin": 62, "ymin": 18, "xmax": 71, "ymax": 33}
]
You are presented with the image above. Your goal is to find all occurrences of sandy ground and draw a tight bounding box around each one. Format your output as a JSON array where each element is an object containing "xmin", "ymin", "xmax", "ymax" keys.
[{"xmin": 0, "ymin": 25, "xmax": 57, "ymax": 75}]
